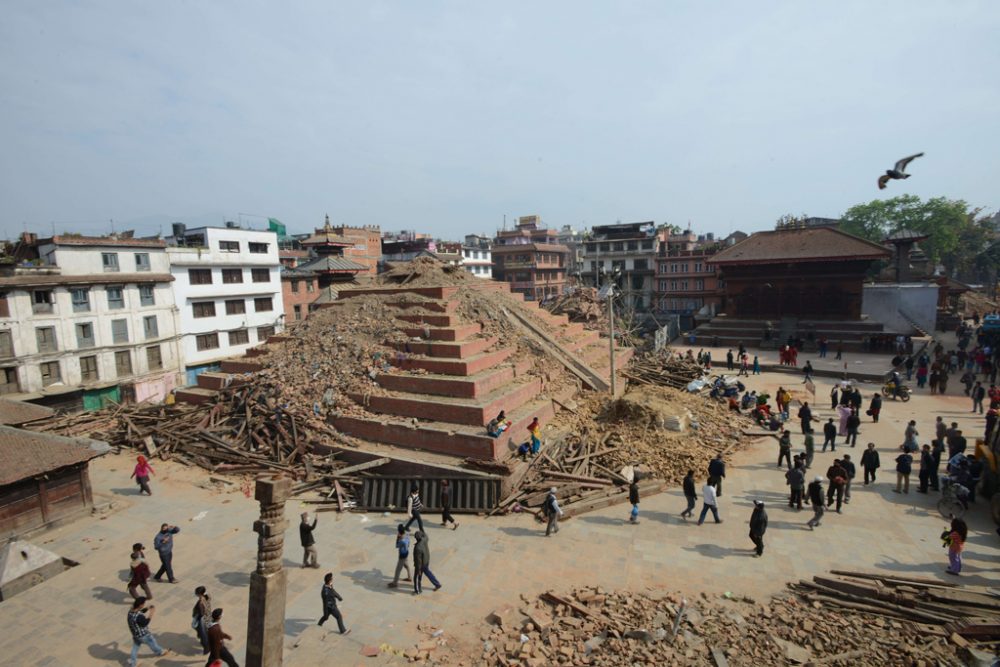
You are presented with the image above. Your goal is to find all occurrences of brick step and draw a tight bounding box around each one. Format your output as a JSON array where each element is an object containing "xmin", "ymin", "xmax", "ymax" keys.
[
  {"xmin": 399, "ymin": 323, "xmax": 482, "ymax": 342},
  {"xmin": 220, "ymin": 359, "xmax": 263, "ymax": 373},
  {"xmin": 552, "ymin": 321, "xmax": 585, "ymax": 337},
  {"xmin": 390, "ymin": 347, "xmax": 515, "ymax": 376},
  {"xmin": 396, "ymin": 313, "xmax": 462, "ymax": 327},
  {"xmin": 558, "ymin": 328, "xmax": 601, "ymax": 353},
  {"xmin": 689, "ymin": 335, "xmax": 872, "ymax": 353},
  {"xmin": 196, "ymin": 372, "xmax": 250, "ymax": 391},
  {"xmin": 375, "ymin": 360, "xmax": 532, "ymax": 399},
  {"xmin": 175, "ymin": 387, "xmax": 218, "ymax": 405},
  {"xmin": 351, "ymin": 377, "xmax": 541, "ymax": 427},
  {"xmin": 385, "ymin": 300, "xmax": 458, "ymax": 313},
  {"xmin": 332, "ymin": 396, "xmax": 557, "ymax": 460},
  {"xmin": 388, "ymin": 336, "xmax": 497, "ymax": 359},
  {"xmin": 336, "ymin": 286, "xmax": 462, "ymax": 300},
  {"xmin": 697, "ymin": 327, "xmax": 877, "ymax": 341}
]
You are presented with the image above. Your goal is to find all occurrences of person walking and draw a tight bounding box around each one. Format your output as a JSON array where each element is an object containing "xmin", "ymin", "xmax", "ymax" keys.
[
  {"xmin": 903, "ymin": 421, "xmax": 919, "ymax": 452},
  {"xmin": 412, "ymin": 530, "xmax": 441, "ymax": 594},
  {"xmin": 404, "ymin": 486, "xmax": 425, "ymax": 532},
  {"xmin": 193, "ymin": 586, "xmax": 212, "ymax": 655},
  {"xmin": 152, "ymin": 523, "xmax": 180, "ymax": 583},
  {"xmin": 439, "ymin": 480, "xmax": 459, "ymax": 530},
  {"xmin": 300, "ymin": 512, "xmax": 319, "ymax": 568},
  {"xmin": 868, "ymin": 393, "xmax": 882, "ymax": 423},
  {"xmin": 845, "ymin": 410, "xmax": 860, "ymax": 447},
  {"xmin": 802, "ymin": 361, "xmax": 814, "ymax": 384},
  {"xmin": 861, "ymin": 443, "xmax": 880, "ymax": 485},
  {"xmin": 803, "ymin": 429, "xmax": 815, "ymax": 469},
  {"xmin": 697, "ymin": 480, "xmax": 722, "ymax": 525},
  {"xmin": 777, "ymin": 430, "xmax": 792, "ymax": 470},
  {"xmin": 628, "ymin": 479, "xmax": 640, "ymax": 524},
  {"xmin": 130, "ymin": 455, "xmax": 154, "ymax": 496},
  {"xmin": 749, "ymin": 501, "xmax": 768, "ymax": 557},
  {"xmin": 752, "ymin": 355, "xmax": 761, "ymax": 375},
  {"xmin": 826, "ymin": 460, "xmax": 847, "ymax": 513},
  {"xmin": 807, "ymin": 477, "xmax": 825, "ymax": 530},
  {"xmin": 944, "ymin": 518, "xmax": 968, "ymax": 576},
  {"xmin": 830, "ymin": 385, "xmax": 839, "ymax": 410},
  {"xmin": 917, "ymin": 444, "xmax": 934, "ymax": 493},
  {"xmin": 797, "ymin": 402, "xmax": 815, "ymax": 435},
  {"xmin": 205, "ymin": 608, "xmax": 239, "ymax": 667},
  {"xmin": 822, "ymin": 418, "xmax": 837, "ymax": 453},
  {"xmin": 127, "ymin": 597, "xmax": 169, "ymax": 666},
  {"xmin": 387, "ymin": 524, "xmax": 412, "ymax": 588},
  {"xmin": 841, "ymin": 454, "xmax": 856, "ymax": 503},
  {"xmin": 318, "ymin": 573, "xmax": 350, "ymax": 633},
  {"xmin": 680, "ymin": 471, "xmax": 697, "ymax": 519},
  {"xmin": 527, "ymin": 417, "xmax": 542, "ymax": 456},
  {"xmin": 785, "ymin": 465, "xmax": 805, "ymax": 510},
  {"xmin": 707, "ymin": 453, "xmax": 726, "ymax": 496},
  {"xmin": 542, "ymin": 487, "xmax": 563, "ymax": 536},
  {"xmin": 726, "ymin": 349, "xmax": 734, "ymax": 371},
  {"xmin": 930, "ymin": 437, "xmax": 944, "ymax": 491},
  {"xmin": 972, "ymin": 381, "xmax": 986, "ymax": 414},
  {"xmin": 894, "ymin": 449, "xmax": 914, "ymax": 494},
  {"xmin": 738, "ymin": 354, "xmax": 750, "ymax": 377},
  {"xmin": 128, "ymin": 543, "xmax": 153, "ymax": 600}
]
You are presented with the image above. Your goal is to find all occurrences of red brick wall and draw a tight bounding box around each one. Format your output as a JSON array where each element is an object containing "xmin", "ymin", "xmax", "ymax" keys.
[{"xmin": 282, "ymin": 275, "xmax": 319, "ymax": 323}]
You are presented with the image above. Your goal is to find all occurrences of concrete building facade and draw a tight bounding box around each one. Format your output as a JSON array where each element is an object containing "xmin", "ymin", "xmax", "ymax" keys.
[
  {"xmin": 581, "ymin": 222, "xmax": 658, "ymax": 312},
  {"xmin": 167, "ymin": 227, "xmax": 283, "ymax": 382},
  {"xmin": 0, "ymin": 235, "xmax": 182, "ymax": 409},
  {"xmin": 460, "ymin": 246, "xmax": 492, "ymax": 279},
  {"xmin": 492, "ymin": 216, "xmax": 569, "ymax": 301}
]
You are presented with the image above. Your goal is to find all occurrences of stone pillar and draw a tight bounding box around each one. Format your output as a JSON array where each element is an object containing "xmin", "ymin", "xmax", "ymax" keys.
[{"xmin": 245, "ymin": 475, "xmax": 292, "ymax": 667}]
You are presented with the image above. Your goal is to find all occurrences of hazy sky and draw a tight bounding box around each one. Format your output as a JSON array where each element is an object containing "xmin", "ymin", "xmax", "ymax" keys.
[{"xmin": 2, "ymin": 2, "xmax": 998, "ymax": 240}]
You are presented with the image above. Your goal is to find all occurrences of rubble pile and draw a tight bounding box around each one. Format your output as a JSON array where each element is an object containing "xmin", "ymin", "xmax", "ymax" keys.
[
  {"xmin": 494, "ymin": 385, "xmax": 756, "ymax": 517},
  {"xmin": 958, "ymin": 290, "xmax": 998, "ymax": 318},
  {"xmin": 544, "ymin": 287, "xmax": 608, "ymax": 331},
  {"xmin": 373, "ymin": 255, "xmax": 477, "ymax": 287},
  {"xmin": 622, "ymin": 352, "xmax": 706, "ymax": 389},
  {"xmin": 477, "ymin": 572, "xmax": 999, "ymax": 666}
]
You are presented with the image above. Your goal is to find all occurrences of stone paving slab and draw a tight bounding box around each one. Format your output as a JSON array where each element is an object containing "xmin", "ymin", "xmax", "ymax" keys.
[{"xmin": 0, "ymin": 365, "xmax": 997, "ymax": 666}]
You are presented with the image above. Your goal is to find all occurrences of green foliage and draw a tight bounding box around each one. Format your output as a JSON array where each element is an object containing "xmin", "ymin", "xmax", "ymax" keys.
[
  {"xmin": 840, "ymin": 196, "xmax": 995, "ymax": 277},
  {"xmin": 775, "ymin": 213, "xmax": 809, "ymax": 229}
]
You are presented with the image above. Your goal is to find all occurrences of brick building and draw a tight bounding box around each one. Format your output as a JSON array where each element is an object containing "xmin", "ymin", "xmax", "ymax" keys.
[
  {"xmin": 280, "ymin": 267, "xmax": 319, "ymax": 324},
  {"xmin": 655, "ymin": 230, "xmax": 748, "ymax": 317},
  {"xmin": 327, "ymin": 222, "xmax": 381, "ymax": 275},
  {"xmin": 492, "ymin": 216, "xmax": 569, "ymax": 301},
  {"xmin": 297, "ymin": 217, "xmax": 368, "ymax": 289}
]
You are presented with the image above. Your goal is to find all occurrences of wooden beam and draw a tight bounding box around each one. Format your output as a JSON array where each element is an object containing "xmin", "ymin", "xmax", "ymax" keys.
[{"xmin": 329, "ymin": 457, "xmax": 391, "ymax": 477}]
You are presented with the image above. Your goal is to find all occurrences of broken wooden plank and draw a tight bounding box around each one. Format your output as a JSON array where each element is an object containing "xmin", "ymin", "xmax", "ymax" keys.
[{"xmin": 329, "ymin": 457, "xmax": 391, "ymax": 477}]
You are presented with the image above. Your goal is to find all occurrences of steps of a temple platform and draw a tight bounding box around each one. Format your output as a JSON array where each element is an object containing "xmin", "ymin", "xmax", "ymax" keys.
[
  {"xmin": 387, "ymin": 336, "xmax": 498, "ymax": 359},
  {"xmin": 396, "ymin": 313, "xmax": 462, "ymax": 327},
  {"xmin": 351, "ymin": 376, "xmax": 542, "ymax": 427},
  {"xmin": 399, "ymin": 323, "xmax": 482, "ymax": 342},
  {"xmin": 389, "ymin": 347, "xmax": 515, "ymax": 376},
  {"xmin": 375, "ymin": 360, "xmax": 532, "ymax": 399},
  {"xmin": 332, "ymin": 394, "xmax": 559, "ymax": 460}
]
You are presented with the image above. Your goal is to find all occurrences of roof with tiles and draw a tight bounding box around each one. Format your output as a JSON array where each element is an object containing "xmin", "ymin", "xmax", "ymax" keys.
[
  {"xmin": 0, "ymin": 399, "xmax": 55, "ymax": 426},
  {"xmin": 0, "ymin": 425, "xmax": 110, "ymax": 486},
  {"xmin": 708, "ymin": 227, "xmax": 891, "ymax": 266}
]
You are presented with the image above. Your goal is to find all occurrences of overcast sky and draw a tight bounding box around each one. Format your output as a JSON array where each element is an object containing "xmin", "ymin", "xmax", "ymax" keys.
[{"xmin": 1, "ymin": 2, "xmax": 997, "ymax": 240}]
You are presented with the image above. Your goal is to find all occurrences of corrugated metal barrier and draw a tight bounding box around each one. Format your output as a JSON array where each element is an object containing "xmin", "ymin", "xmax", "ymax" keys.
[{"xmin": 360, "ymin": 476, "xmax": 502, "ymax": 513}]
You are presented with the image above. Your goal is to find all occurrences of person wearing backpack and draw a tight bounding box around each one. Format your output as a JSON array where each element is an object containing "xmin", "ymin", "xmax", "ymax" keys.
[
  {"xmin": 542, "ymin": 488, "xmax": 563, "ymax": 536},
  {"xmin": 192, "ymin": 586, "xmax": 212, "ymax": 654},
  {"xmin": 387, "ymin": 524, "xmax": 412, "ymax": 588}
]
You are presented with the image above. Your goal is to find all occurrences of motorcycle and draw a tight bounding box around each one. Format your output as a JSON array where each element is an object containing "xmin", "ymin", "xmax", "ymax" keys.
[{"xmin": 883, "ymin": 381, "xmax": 911, "ymax": 402}]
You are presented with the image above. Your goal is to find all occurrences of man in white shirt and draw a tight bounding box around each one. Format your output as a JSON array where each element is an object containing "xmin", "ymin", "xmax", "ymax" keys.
[{"xmin": 697, "ymin": 482, "xmax": 722, "ymax": 525}]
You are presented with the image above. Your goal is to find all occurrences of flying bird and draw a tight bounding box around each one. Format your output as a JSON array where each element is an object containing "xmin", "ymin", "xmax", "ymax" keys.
[{"xmin": 877, "ymin": 152, "xmax": 924, "ymax": 190}]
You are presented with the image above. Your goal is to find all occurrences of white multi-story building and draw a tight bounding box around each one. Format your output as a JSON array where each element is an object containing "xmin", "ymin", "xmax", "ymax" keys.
[
  {"xmin": 460, "ymin": 246, "xmax": 492, "ymax": 279},
  {"xmin": 167, "ymin": 226, "xmax": 283, "ymax": 382},
  {"xmin": 0, "ymin": 234, "xmax": 182, "ymax": 410}
]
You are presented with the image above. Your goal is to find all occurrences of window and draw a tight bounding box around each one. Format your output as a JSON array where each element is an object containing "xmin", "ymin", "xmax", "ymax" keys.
[
  {"xmin": 694, "ymin": 262, "xmax": 703, "ymax": 273},
  {"xmin": 0, "ymin": 367, "xmax": 19, "ymax": 394},
  {"xmin": 658, "ymin": 279, "xmax": 668, "ymax": 291},
  {"xmin": 135, "ymin": 253, "xmax": 151, "ymax": 271},
  {"xmin": 111, "ymin": 318, "xmax": 129, "ymax": 343},
  {"xmin": 219, "ymin": 240, "xmax": 240, "ymax": 252},
  {"xmin": 681, "ymin": 280, "xmax": 689, "ymax": 290},
  {"xmin": 256, "ymin": 326, "xmax": 275, "ymax": 341},
  {"xmin": 33, "ymin": 289, "xmax": 54, "ymax": 314},
  {"xmin": 80, "ymin": 355, "xmax": 99, "ymax": 382},
  {"xmin": 634, "ymin": 259, "xmax": 648, "ymax": 271},
  {"xmin": 251, "ymin": 268, "xmax": 270, "ymax": 283},
  {"xmin": 599, "ymin": 243, "xmax": 610, "ymax": 252},
  {"xmin": 107, "ymin": 286, "xmax": 125, "ymax": 309},
  {"xmin": 0, "ymin": 331, "xmax": 13, "ymax": 357},
  {"xmin": 0, "ymin": 292, "xmax": 7, "ymax": 318},
  {"xmin": 670, "ymin": 280, "xmax": 678, "ymax": 291},
  {"xmin": 189, "ymin": 268, "xmax": 213, "ymax": 285},
  {"xmin": 222, "ymin": 268, "xmax": 243, "ymax": 284},
  {"xmin": 306, "ymin": 281, "xmax": 315, "ymax": 293},
  {"xmin": 193, "ymin": 301, "xmax": 216, "ymax": 318},
  {"xmin": 102, "ymin": 252, "xmax": 120, "ymax": 272},
  {"xmin": 253, "ymin": 297, "xmax": 273, "ymax": 312},
  {"xmin": 196, "ymin": 333, "xmax": 219, "ymax": 351},
  {"xmin": 641, "ymin": 240, "xmax": 653, "ymax": 250},
  {"xmin": 627, "ymin": 241, "xmax": 638, "ymax": 251},
  {"xmin": 70, "ymin": 288, "xmax": 91, "ymax": 312},
  {"xmin": 139, "ymin": 285, "xmax": 155, "ymax": 306},
  {"xmin": 225, "ymin": 299, "xmax": 246, "ymax": 315},
  {"xmin": 290, "ymin": 280, "xmax": 300, "ymax": 293},
  {"xmin": 228, "ymin": 329, "xmax": 249, "ymax": 346},
  {"xmin": 146, "ymin": 345, "xmax": 162, "ymax": 370},
  {"xmin": 114, "ymin": 350, "xmax": 132, "ymax": 377},
  {"xmin": 249, "ymin": 242, "xmax": 269, "ymax": 254},
  {"xmin": 36, "ymin": 327, "xmax": 58, "ymax": 353},
  {"xmin": 612, "ymin": 242, "xmax": 624, "ymax": 252},
  {"xmin": 293, "ymin": 305, "xmax": 302, "ymax": 321},
  {"xmin": 695, "ymin": 279, "xmax": 704, "ymax": 290},
  {"xmin": 143, "ymin": 315, "xmax": 159, "ymax": 339},
  {"xmin": 75, "ymin": 323, "xmax": 95, "ymax": 348},
  {"xmin": 40, "ymin": 361, "xmax": 61, "ymax": 386}
]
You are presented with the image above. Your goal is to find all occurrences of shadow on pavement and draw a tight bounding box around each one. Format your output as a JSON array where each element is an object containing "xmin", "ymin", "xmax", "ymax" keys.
[
  {"xmin": 340, "ymin": 567, "xmax": 397, "ymax": 595},
  {"xmin": 682, "ymin": 543, "xmax": 749, "ymax": 559},
  {"xmin": 284, "ymin": 617, "xmax": 315, "ymax": 636},
  {"xmin": 88, "ymin": 640, "xmax": 127, "ymax": 664},
  {"xmin": 155, "ymin": 631, "xmax": 202, "ymax": 656},
  {"xmin": 109, "ymin": 487, "xmax": 142, "ymax": 496},
  {"xmin": 497, "ymin": 526, "xmax": 540, "ymax": 537},
  {"xmin": 364, "ymin": 523, "xmax": 399, "ymax": 535},
  {"xmin": 216, "ymin": 570, "xmax": 251, "ymax": 587},
  {"xmin": 873, "ymin": 556, "xmax": 998, "ymax": 587},
  {"xmin": 579, "ymin": 515, "xmax": 625, "ymax": 526},
  {"xmin": 92, "ymin": 585, "xmax": 132, "ymax": 604}
]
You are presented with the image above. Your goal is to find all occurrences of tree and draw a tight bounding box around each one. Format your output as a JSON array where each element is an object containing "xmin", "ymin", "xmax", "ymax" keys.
[
  {"xmin": 840, "ymin": 196, "xmax": 992, "ymax": 277},
  {"xmin": 775, "ymin": 213, "xmax": 809, "ymax": 229},
  {"xmin": 657, "ymin": 222, "xmax": 682, "ymax": 235}
]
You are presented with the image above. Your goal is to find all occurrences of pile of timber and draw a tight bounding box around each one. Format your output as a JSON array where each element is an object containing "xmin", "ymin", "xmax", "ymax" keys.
[
  {"xmin": 21, "ymin": 386, "xmax": 388, "ymax": 505},
  {"xmin": 622, "ymin": 353, "xmax": 705, "ymax": 389},
  {"xmin": 476, "ymin": 574, "xmax": 999, "ymax": 666}
]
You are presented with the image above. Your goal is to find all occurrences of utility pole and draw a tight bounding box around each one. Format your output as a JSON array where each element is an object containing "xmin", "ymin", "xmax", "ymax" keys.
[{"xmin": 608, "ymin": 286, "xmax": 616, "ymax": 397}]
